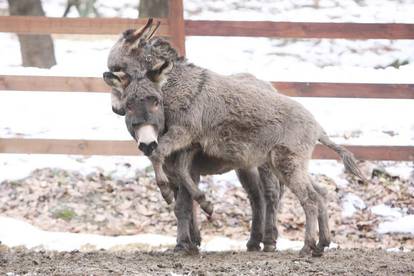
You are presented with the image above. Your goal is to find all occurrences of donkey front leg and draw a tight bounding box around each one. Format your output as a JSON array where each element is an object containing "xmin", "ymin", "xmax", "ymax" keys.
[
  {"xmin": 150, "ymin": 126, "xmax": 194, "ymax": 204},
  {"xmin": 174, "ymin": 182, "xmax": 199, "ymax": 254},
  {"xmin": 176, "ymin": 149, "xmax": 214, "ymax": 216}
]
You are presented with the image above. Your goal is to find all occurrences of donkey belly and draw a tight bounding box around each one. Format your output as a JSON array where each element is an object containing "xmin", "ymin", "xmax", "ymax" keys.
[
  {"xmin": 199, "ymin": 137, "xmax": 268, "ymax": 169},
  {"xmin": 193, "ymin": 152, "xmax": 233, "ymax": 175}
]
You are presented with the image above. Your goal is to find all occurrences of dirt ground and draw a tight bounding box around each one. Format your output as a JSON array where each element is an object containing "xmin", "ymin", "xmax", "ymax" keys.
[{"xmin": 1, "ymin": 246, "xmax": 413, "ymax": 275}]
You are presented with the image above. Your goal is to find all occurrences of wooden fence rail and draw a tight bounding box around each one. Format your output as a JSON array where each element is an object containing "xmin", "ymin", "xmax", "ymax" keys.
[
  {"xmin": 1, "ymin": 138, "xmax": 413, "ymax": 161},
  {"xmin": 0, "ymin": 16, "xmax": 170, "ymax": 35},
  {"xmin": 1, "ymin": 16, "xmax": 414, "ymax": 39},
  {"xmin": 185, "ymin": 20, "xmax": 414, "ymax": 39},
  {"xmin": 1, "ymin": 75, "xmax": 414, "ymax": 99}
]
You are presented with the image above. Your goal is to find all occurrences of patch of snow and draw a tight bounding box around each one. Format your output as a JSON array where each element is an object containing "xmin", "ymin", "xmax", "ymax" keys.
[
  {"xmin": 276, "ymin": 238, "xmax": 304, "ymax": 251},
  {"xmin": 0, "ymin": 154, "xmax": 151, "ymax": 183},
  {"xmin": 384, "ymin": 163, "xmax": 414, "ymax": 180},
  {"xmin": 211, "ymin": 171, "xmax": 240, "ymax": 186},
  {"xmin": 0, "ymin": 216, "xmax": 176, "ymax": 251},
  {"xmin": 342, "ymin": 193, "xmax": 366, "ymax": 217},
  {"xmin": 378, "ymin": 215, "xmax": 414, "ymax": 235},
  {"xmin": 201, "ymin": 236, "xmax": 246, "ymax": 251},
  {"xmin": 184, "ymin": 0, "xmax": 414, "ymax": 23},
  {"xmin": 344, "ymin": 197, "xmax": 414, "ymax": 235},
  {"xmin": 309, "ymin": 160, "xmax": 348, "ymax": 186},
  {"xmin": 0, "ymin": 216, "xmax": 308, "ymax": 252},
  {"xmin": 371, "ymin": 204, "xmax": 403, "ymax": 219},
  {"xmin": 386, "ymin": 247, "xmax": 411, "ymax": 253}
]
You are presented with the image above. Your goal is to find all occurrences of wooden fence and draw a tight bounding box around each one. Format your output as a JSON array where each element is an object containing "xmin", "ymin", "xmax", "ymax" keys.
[{"xmin": 0, "ymin": 0, "xmax": 413, "ymax": 161}]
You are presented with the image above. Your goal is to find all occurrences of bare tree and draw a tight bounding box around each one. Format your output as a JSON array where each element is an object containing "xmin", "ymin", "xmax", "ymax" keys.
[
  {"xmin": 8, "ymin": 0, "xmax": 57, "ymax": 68},
  {"xmin": 63, "ymin": 0, "xmax": 100, "ymax": 17},
  {"xmin": 138, "ymin": 0, "xmax": 168, "ymax": 18}
]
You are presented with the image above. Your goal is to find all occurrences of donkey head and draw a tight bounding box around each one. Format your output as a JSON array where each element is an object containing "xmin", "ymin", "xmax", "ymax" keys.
[
  {"xmin": 121, "ymin": 73, "xmax": 166, "ymax": 156},
  {"xmin": 107, "ymin": 18, "xmax": 160, "ymax": 71},
  {"xmin": 103, "ymin": 19, "xmax": 181, "ymax": 154},
  {"xmin": 104, "ymin": 18, "xmax": 178, "ymax": 116}
]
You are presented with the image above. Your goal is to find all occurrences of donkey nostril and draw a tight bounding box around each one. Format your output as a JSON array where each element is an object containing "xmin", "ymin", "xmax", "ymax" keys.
[
  {"xmin": 139, "ymin": 141, "xmax": 158, "ymax": 156},
  {"xmin": 148, "ymin": 141, "xmax": 158, "ymax": 152}
]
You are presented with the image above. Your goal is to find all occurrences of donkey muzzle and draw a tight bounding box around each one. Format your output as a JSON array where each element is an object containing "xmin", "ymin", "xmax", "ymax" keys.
[
  {"xmin": 139, "ymin": 141, "xmax": 158, "ymax": 156},
  {"xmin": 134, "ymin": 124, "xmax": 158, "ymax": 156}
]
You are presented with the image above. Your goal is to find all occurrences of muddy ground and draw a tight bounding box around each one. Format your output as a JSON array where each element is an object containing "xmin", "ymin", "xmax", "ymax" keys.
[{"xmin": 1, "ymin": 247, "xmax": 413, "ymax": 275}]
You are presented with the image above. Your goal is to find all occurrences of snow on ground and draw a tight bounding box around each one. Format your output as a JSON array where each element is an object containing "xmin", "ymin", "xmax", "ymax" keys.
[
  {"xmin": 378, "ymin": 215, "xmax": 414, "ymax": 235},
  {"xmin": 342, "ymin": 193, "xmax": 366, "ymax": 218},
  {"xmin": 0, "ymin": 216, "xmax": 176, "ymax": 251},
  {"xmin": 0, "ymin": 216, "xmax": 305, "ymax": 252},
  {"xmin": 372, "ymin": 203, "xmax": 404, "ymax": 219},
  {"xmin": 2, "ymin": 0, "xmax": 413, "ymax": 23},
  {"xmin": 184, "ymin": 0, "xmax": 414, "ymax": 23},
  {"xmin": 372, "ymin": 204, "xmax": 414, "ymax": 235},
  {"xmin": 0, "ymin": 154, "xmax": 151, "ymax": 183},
  {"xmin": 0, "ymin": 0, "xmax": 413, "ymax": 248}
]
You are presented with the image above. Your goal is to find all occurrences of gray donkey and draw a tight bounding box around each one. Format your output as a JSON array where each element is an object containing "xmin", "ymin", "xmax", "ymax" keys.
[
  {"xmin": 104, "ymin": 21, "xmax": 284, "ymax": 253},
  {"xmin": 104, "ymin": 19, "xmax": 365, "ymax": 257}
]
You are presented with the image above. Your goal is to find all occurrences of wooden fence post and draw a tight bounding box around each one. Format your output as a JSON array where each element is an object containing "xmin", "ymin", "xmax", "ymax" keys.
[{"xmin": 168, "ymin": 0, "xmax": 186, "ymax": 57}]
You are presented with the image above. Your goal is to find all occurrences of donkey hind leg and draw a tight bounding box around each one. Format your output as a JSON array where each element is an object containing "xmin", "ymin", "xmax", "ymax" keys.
[
  {"xmin": 236, "ymin": 167, "xmax": 265, "ymax": 251},
  {"xmin": 311, "ymin": 179, "xmax": 331, "ymax": 254},
  {"xmin": 189, "ymin": 172, "xmax": 202, "ymax": 247},
  {"xmin": 270, "ymin": 154, "xmax": 319, "ymax": 257},
  {"xmin": 174, "ymin": 183, "xmax": 199, "ymax": 254},
  {"xmin": 258, "ymin": 164, "xmax": 283, "ymax": 252}
]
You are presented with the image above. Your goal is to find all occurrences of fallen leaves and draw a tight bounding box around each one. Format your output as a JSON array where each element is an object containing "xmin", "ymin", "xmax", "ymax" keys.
[{"xmin": 0, "ymin": 161, "xmax": 412, "ymax": 250}]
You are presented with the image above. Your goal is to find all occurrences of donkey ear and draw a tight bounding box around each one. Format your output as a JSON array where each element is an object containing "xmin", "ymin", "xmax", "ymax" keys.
[
  {"xmin": 124, "ymin": 19, "xmax": 161, "ymax": 52},
  {"xmin": 145, "ymin": 60, "xmax": 173, "ymax": 84},
  {"xmin": 123, "ymin": 18, "xmax": 153, "ymax": 44}
]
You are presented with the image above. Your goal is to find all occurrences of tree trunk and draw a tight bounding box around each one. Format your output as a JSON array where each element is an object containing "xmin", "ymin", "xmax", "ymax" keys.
[
  {"xmin": 8, "ymin": 0, "xmax": 57, "ymax": 68},
  {"xmin": 138, "ymin": 0, "xmax": 169, "ymax": 18}
]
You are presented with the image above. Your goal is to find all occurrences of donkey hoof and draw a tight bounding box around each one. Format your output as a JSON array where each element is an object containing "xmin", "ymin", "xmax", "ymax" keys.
[
  {"xmin": 246, "ymin": 240, "xmax": 261, "ymax": 252},
  {"xmin": 312, "ymin": 245, "xmax": 325, "ymax": 257},
  {"xmin": 311, "ymin": 249, "xmax": 324, "ymax": 257},
  {"xmin": 246, "ymin": 245, "xmax": 261, "ymax": 252},
  {"xmin": 263, "ymin": 244, "xmax": 276, "ymax": 252},
  {"xmin": 174, "ymin": 243, "xmax": 199, "ymax": 255},
  {"xmin": 190, "ymin": 229, "xmax": 202, "ymax": 247},
  {"xmin": 200, "ymin": 201, "xmax": 214, "ymax": 216},
  {"xmin": 316, "ymin": 240, "xmax": 330, "ymax": 251},
  {"xmin": 161, "ymin": 188, "xmax": 174, "ymax": 205},
  {"xmin": 299, "ymin": 246, "xmax": 312, "ymax": 257},
  {"xmin": 192, "ymin": 235, "xmax": 201, "ymax": 247}
]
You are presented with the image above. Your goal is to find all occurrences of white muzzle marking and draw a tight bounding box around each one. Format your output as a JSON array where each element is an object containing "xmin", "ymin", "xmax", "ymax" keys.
[{"xmin": 135, "ymin": 124, "xmax": 158, "ymax": 145}]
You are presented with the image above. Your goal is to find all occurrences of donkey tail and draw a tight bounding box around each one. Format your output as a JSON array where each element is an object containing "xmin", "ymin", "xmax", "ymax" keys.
[{"xmin": 318, "ymin": 132, "xmax": 366, "ymax": 182}]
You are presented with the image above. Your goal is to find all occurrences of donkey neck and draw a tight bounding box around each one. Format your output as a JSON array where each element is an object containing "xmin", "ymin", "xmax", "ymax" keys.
[{"xmin": 160, "ymin": 61, "xmax": 208, "ymax": 112}]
